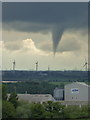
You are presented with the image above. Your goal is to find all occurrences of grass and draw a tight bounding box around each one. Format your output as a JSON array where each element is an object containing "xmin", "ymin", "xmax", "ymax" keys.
[{"xmin": 50, "ymin": 81, "xmax": 71, "ymax": 86}]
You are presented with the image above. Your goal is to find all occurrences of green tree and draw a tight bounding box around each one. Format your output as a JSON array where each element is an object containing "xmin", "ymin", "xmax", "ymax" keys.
[
  {"xmin": 8, "ymin": 92, "xmax": 18, "ymax": 109},
  {"xmin": 16, "ymin": 101, "xmax": 32, "ymax": 118},
  {"xmin": 2, "ymin": 101, "xmax": 16, "ymax": 118},
  {"xmin": 51, "ymin": 102, "xmax": 65, "ymax": 118},
  {"xmin": 60, "ymin": 83, "xmax": 64, "ymax": 88},
  {"xmin": 63, "ymin": 105, "xmax": 89, "ymax": 119},
  {"xmin": 31, "ymin": 103, "xmax": 45, "ymax": 118},
  {"xmin": 2, "ymin": 84, "xmax": 7, "ymax": 101},
  {"xmin": 44, "ymin": 101, "xmax": 64, "ymax": 118}
]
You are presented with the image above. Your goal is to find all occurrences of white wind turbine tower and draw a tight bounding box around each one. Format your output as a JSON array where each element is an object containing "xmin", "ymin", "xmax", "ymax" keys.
[
  {"xmin": 48, "ymin": 65, "xmax": 50, "ymax": 71},
  {"xmin": 36, "ymin": 62, "xmax": 38, "ymax": 71},
  {"xmin": 12, "ymin": 60, "xmax": 16, "ymax": 71},
  {"xmin": 83, "ymin": 59, "xmax": 88, "ymax": 71}
]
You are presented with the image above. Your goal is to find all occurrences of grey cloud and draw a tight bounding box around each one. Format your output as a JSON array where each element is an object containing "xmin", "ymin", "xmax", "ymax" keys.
[
  {"xmin": 37, "ymin": 40, "xmax": 52, "ymax": 52},
  {"xmin": 38, "ymin": 32, "xmax": 84, "ymax": 53},
  {"xmin": 2, "ymin": 2, "xmax": 88, "ymax": 54},
  {"xmin": 57, "ymin": 39, "xmax": 81, "ymax": 53},
  {"xmin": 3, "ymin": 22, "xmax": 51, "ymax": 33},
  {"xmin": 39, "ymin": 40, "xmax": 81, "ymax": 53},
  {"xmin": 4, "ymin": 41, "xmax": 23, "ymax": 51}
]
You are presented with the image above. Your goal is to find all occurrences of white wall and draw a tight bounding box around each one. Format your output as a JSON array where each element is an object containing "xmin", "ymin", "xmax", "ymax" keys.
[{"xmin": 65, "ymin": 82, "xmax": 89, "ymax": 101}]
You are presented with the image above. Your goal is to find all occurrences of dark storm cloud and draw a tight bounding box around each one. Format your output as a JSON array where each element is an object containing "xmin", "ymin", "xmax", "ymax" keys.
[
  {"xmin": 2, "ymin": 2, "xmax": 88, "ymax": 54},
  {"xmin": 2, "ymin": 2, "xmax": 87, "ymax": 24}
]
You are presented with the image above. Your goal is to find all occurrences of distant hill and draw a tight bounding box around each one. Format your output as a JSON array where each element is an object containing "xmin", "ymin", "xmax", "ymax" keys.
[{"xmin": 2, "ymin": 70, "xmax": 89, "ymax": 82}]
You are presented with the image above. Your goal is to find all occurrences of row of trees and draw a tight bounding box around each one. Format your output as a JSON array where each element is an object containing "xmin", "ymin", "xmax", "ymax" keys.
[
  {"xmin": 2, "ymin": 85, "xmax": 90, "ymax": 119},
  {"xmin": 3, "ymin": 101, "xmax": 90, "ymax": 119},
  {"xmin": 4, "ymin": 81, "xmax": 56, "ymax": 95},
  {"xmin": 3, "ymin": 81, "xmax": 65, "ymax": 96}
]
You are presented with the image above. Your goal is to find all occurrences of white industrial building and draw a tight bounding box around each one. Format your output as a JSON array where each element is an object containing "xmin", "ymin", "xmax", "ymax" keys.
[{"xmin": 65, "ymin": 82, "xmax": 90, "ymax": 102}]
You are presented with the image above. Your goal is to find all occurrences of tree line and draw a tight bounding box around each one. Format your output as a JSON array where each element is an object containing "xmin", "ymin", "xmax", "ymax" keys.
[{"xmin": 3, "ymin": 81, "xmax": 56, "ymax": 95}]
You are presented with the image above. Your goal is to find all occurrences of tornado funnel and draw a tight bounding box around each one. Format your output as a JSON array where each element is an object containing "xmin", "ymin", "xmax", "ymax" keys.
[{"xmin": 52, "ymin": 28, "xmax": 64, "ymax": 55}]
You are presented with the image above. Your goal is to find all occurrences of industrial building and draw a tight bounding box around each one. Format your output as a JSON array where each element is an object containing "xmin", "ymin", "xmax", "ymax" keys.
[
  {"xmin": 16, "ymin": 94, "xmax": 53, "ymax": 104},
  {"xmin": 53, "ymin": 88, "xmax": 64, "ymax": 100},
  {"xmin": 64, "ymin": 82, "xmax": 90, "ymax": 102}
]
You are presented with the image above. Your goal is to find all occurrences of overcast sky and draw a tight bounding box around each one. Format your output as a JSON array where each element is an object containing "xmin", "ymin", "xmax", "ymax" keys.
[{"xmin": 1, "ymin": 2, "xmax": 88, "ymax": 70}]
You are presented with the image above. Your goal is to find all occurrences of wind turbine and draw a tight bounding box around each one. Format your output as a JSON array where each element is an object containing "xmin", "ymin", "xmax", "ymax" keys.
[
  {"xmin": 83, "ymin": 59, "xmax": 88, "ymax": 71},
  {"xmin": 12, "ymin": 60, "xmax": 16, "ymax": 71},
  {"xmin": 36, "ymin": 62, "xmax": 38, "ymax": 71},
  {"xmin": 48, "ymin": 65, "xmax": 50, "ymax": 71}
]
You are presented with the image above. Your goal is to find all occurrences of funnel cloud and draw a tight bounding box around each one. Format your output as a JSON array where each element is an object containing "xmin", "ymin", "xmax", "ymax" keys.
[{"xmin": 52, "ymin": 27, "xmax": 64, "ymax": 54}]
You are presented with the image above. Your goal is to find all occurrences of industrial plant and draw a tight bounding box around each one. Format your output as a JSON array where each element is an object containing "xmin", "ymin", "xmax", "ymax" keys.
[
  {"xmin": 6, "ymin": 82, "xmax": 90, "ymax": 106},
  {"xmin": 53, "ymin": 82, "xmax": 90, "ymax": 106}
]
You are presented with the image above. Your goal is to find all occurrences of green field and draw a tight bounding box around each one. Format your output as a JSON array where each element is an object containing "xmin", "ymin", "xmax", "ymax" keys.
[{"xmin": 50, "ymin": 81, "xmax": 71, "ymax": 85}]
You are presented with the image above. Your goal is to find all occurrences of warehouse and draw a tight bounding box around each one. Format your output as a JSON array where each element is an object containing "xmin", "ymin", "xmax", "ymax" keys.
[
  {"xmin": 16, "ymin": 94, "xmax": 53, "ymax": 104},
  {"xmin": 65, "ymin": 82, "xmax": 90, "ymax": 102}
]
